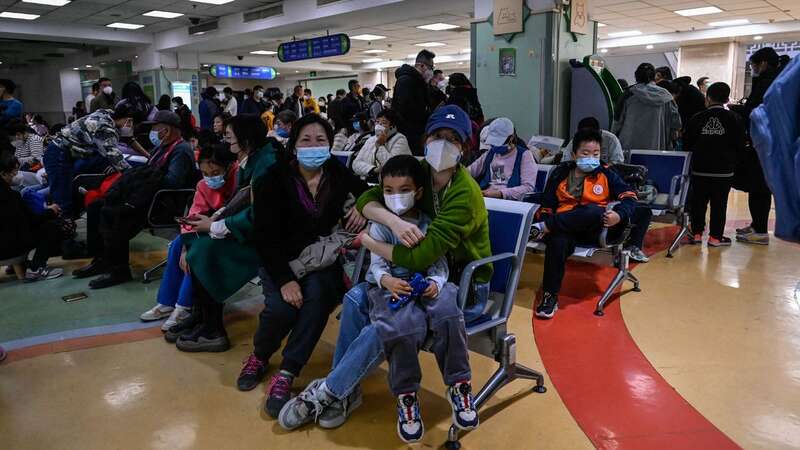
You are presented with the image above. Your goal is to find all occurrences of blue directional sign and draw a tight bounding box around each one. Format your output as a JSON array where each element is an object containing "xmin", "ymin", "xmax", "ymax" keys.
[
  {"xmin": 209, "ymin": 64, "xmax": 277, "ymax": 80},
  {"xmin": 278, "ymin": 34, "xmax": 350, "ymax": 62}
]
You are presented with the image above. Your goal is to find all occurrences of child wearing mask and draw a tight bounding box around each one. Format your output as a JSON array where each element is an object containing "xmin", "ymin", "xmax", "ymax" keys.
[
  {"xmin": 532, "ymin": 129, "xmax": 651, "ymax": 319},
  {"xmin": 267, "ymin": 110, "xmax": 297, "ymax": 147},
  {"xmin": 365, "ymin": 155, "xmax": 476, "ymax": 443},
  {"xmin": 468, "ymin": 117, "xmax": 537, "ymax": 201},
  {"xmin": 139, "ymin": 143, "xmax": 238, "ymax": 330}
]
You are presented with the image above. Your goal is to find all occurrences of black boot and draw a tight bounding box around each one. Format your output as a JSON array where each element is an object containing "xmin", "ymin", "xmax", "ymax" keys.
[
  {"xmin": 72, "ymin": 258, "xmax": 110, "ymax": 279},
  {"xmin": 164, "ymin": 307, "xmax": 203, "ymax": 343},
  {"xmin": 175, "ymin": 325, "xmax": 230, "ymax": 353},
  {"xmin": 88, "ymin": 267, "xmax": 133, "ymax": 289}
]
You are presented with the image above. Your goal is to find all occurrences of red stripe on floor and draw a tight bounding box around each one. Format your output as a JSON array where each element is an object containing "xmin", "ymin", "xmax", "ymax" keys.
[{"xmin": 532, "ymin": 226, "xmax": 741, "ymax": 450}]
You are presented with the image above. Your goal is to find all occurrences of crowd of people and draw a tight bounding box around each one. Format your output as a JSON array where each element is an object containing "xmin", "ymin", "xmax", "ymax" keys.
[{"xmin": 0, "ymin": 46, "xmax": 792, "ymax": 437}]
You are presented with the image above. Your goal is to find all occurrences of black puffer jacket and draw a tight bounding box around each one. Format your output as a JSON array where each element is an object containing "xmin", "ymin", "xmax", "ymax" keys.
[
  {"xmin": 0, "ymin": 180, "xmax": 54, "ymax": 259},
  {"xmin": 392, "ymin": 64, "xmax": 431, "ymax": 155}
]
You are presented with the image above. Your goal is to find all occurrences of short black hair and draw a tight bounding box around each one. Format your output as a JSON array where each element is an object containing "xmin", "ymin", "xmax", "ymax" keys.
[
  {"xmin": 348, "ymin": 79, "xmax": 359, "ymax": 91},
  {"xmin": 172, "ymin": 96, "xmax": 184, "ymax": 105},
  {"xmin": 697, "ymin": 76, "xmax": 709, "ymax": 89},
  {"xmin": 276, "ymin": 109, "xmax": 298, "ymax": 126},
  {"xmin": 112, "ymin": 102, "xmax": 136, "ymax": 120},
  {"xmin": 706, "ymin": 82, "xmax": 730, "ymax": 103},
  {"xmin": 7, "ymin": 118, "xmax": 31, "ymax": 135},
  {"xmin": 198, "ymin": 142, "xmax": 237, "ymax": 168},
  {"xmin": 92, "ymin": 82, "xmax": 101, "ymax": 92},
  {"xmin": 634, "ymin": 63, "xmax": 656, "ymax": 84},
  {"xmin": 225, "ymin": 114, "xmax": 267, "ymax": 152},
  {"xmin": 293, "ymin": 85, "xmax": 303, "ymax": 93},
  {"xmin": 655, "ymin": 66, "xmax": 673, "ymax": 80},
  {"xmin": 380, "ymin": 155, "xmax": 425, "ymax": 190},
  {"xmin": 287, "ymin": 113, "xmax": 334, "ymax": 153},
  {"xmin": 223, "ymin": 87, "xmax": 233, "ymax": 95},
  {"xmin": 416, "ymin": 49, "xmax": 436, "ymax": 67},
  {"xmin": 0, "ymin": 150, "xmax": 20, "ymax": 176},
  {"xmin": 304, "ymin": 88, "xmax": 312, "ymax": 95},
  {"xmin": 577, "ymin": 116, "xmax": 600, "ymax": 131},
  {"xmin": 657, "ymin": 79, "xmax": 679, "ymax": 95},
  {"xmin": 750, "ymin": 47, "xmax": 779, "ymax": 67},
  {"xmin": 571, "ymin": 129, "xmax": 603, "ymax": 153},
  {"xmin": 433, "ymin": 69, "xmax": 443, "ymax": 76},
  {"xmin": 99, "ymin": 77, "xmax": 111, "ymax": 84},
  {"xmin": 253, "ymin": 85, "xmax": 263, "ymax": 91},
  {"xmin": 376, "ymin": 108, "xmax": 399, "ymax": 125},
  {"xmin": 0, "ymin": 79, "xmax": 16, "ymax": 94},
  {"xmin": 336, "ymin": 89, "xmax": 346, "ymax": 96}
]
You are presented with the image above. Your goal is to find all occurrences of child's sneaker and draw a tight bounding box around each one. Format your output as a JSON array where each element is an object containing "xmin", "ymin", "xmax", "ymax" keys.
[
  {"xmin": 707, "ymin": 236, "xmax": 732, "ymax": 247},
  {"xmin": 396, "ymin": 392, "xmax": 424, "ymax": 443},
  {"xmin": 24, "ymin": 266, "xmax": 63, "ymax": 283},
  {"xmin": 265, "ymin": 371, "xmax": 294, "ymax": 418},
  {"xmin": 237, "ymin": 353, "xmax": 268, "ymax": 391},
  {"xmin": 736, "ymin": 232, "xmax": 769, "ymax": 245},
  {"xmin": 278, "ymin": 379, "xmax": 331, "ymax": 430},
  {"xmin": 626, "ymin": 246, "xmax": 649, "ymax": 263},
  {"xmin": 529, "ymin": 222, "xmax": 546, "ymax": 241},
  {"xmin": 161, "ymin": 305, "xmax": 192, "ymax": 331},
  {"xmin": 140, "ymin": 304, "xmax": 174, "ymax": 322},
  {"xmin": 535, "ymin": 292, "xmax": 558, "ymax": 319},
  {"xmin": 447, "ymin": 381, "xmax": 479, "ymax": 430}
]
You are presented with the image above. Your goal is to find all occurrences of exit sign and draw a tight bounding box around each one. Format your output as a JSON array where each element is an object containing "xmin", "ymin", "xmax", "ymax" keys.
[{"xmin": 309, "ymin": 71, "xmax": 317, "ymax": 77}]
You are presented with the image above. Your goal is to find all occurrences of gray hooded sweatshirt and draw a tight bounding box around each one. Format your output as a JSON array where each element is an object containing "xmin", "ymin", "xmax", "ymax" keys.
[{"xmin": 612, "ymin": 82, "xmax": 681, "ymax": 151}]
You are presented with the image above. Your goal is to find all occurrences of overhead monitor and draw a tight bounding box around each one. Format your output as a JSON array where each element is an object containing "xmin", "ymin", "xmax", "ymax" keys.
[
  {"xmin": 278, "ymin": 34, "xmax": 350, "ymax": 62},
  {"xmin": 209, "ymin": 64, "xmax": 277, "ymax": 80}
]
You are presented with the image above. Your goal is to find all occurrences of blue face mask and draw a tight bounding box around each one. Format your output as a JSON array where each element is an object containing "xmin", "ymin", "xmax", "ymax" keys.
[
  {"xmin": 149, "ymin": 130, "xmax": 162, "ymax": 147},
  {"xmin": 204, "ymin": 174, "xmax": 226, "ymax": 190},
  {"xmin": 490, "ymin": 144, "xmax": 511, "ymax": 155},
  {"xmin": 352, "ymin": 121, "xmax": 361, "ymax": 132},
  {"xmin": 576, "ymin": 156, "xmax": 601, "ymax": 172},
  {"xmin": 275, "ymin": 126, "xmax": 289, "ymax": 138},
  {"xmin": 297, "ymin": 146, "xmax": 331, "ymax": 169}
]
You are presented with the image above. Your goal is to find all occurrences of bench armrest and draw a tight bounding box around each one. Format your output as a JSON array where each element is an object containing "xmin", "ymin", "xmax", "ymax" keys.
[
  {"xmin": 457, "ymin": 252, "xmax": 517, "ymax": 309},
  {"xmin": 667, "ymin": 174, "xmax": 689, "ymax": 211},
  {"xmin": 599, "ymin": 201, "xmax": 632, "ymax": 248},
  {"xmin": 147, "ymin": 189, "xmax": 196, "ymax": 228}
]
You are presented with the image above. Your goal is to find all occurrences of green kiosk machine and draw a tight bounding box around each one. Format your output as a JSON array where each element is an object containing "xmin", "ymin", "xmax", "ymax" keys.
[{"xmin": 569, "ymin": 54, "xmax": 623, "ymax": 135}]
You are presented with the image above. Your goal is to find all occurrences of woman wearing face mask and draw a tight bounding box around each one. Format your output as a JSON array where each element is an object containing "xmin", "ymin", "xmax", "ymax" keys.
[
  {"xmin": 139, "ymin": 142, "xmax": 238, "ymax": 329},
  {"xmin": 279, "ymin": 105, "xmax": 492, "ymax": 431},
  {"xmin": 468, "ymin": 117, "xmax": 537, "ymax": 201},
  {"xmin": 168, "ymin": 114, "xmax": 280, "ymax": 352},
  {"xmin": 239, "ymin": 114, "xmax": 368, "ymax": 417},
  {"xmin": 351, "ymin": 109, "xmax": 411, "ymax": 180}
]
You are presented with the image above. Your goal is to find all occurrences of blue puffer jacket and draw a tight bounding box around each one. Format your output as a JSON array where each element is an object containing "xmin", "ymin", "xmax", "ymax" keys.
[{"xmin": 750, "ymin": 56, "xmax": 800, "ymax": 242}]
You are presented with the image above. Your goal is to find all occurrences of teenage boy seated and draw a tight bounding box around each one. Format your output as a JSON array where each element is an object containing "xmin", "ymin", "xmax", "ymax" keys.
[
  {"xmin": 532, "ymin": 129, "xmax": 652, "ymax": 319},
  {"xmin": 363, "ymin": 155, "xmax": 476, "ymax": 443}
]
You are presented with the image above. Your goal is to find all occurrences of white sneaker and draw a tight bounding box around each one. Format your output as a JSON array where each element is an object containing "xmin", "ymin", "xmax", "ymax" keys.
[
  {"xmin": 140, "ymin": 304, "xmax": 174, "ymax": 322},
  {"xmin": 162, "ymin": 305, "xmax": 192, "ymax": 331}
]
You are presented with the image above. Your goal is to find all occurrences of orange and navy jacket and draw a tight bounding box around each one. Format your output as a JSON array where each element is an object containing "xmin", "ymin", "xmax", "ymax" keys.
[{"xmin": 537, "ymin": 161, "xmax": 638, "ymax": 222}]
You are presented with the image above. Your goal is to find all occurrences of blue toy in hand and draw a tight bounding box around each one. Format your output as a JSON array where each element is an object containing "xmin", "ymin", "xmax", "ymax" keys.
[{"xmin": 389, "ymin": 273, "xmax": 430, "ymax": 311}]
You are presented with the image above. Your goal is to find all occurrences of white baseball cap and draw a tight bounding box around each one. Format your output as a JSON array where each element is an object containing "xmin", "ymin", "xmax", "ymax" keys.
[{"xmin": 485, "ymin": 117, "xmax": 514, "ymax": 147}]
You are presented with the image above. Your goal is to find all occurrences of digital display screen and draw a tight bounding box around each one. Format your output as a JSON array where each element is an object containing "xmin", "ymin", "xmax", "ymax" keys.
[
  {"xmin": 209, "ymin": 65, "xmax": 277, "ymax": 80},
  {"xmin": 278, "ymin": 34, "xmax": 350, "ymax": 62}
]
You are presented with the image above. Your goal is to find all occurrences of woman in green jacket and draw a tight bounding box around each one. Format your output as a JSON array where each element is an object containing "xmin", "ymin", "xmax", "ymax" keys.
[{"xmin": 170, "ymin": 114, "xmax": 280, "ymax": 352}]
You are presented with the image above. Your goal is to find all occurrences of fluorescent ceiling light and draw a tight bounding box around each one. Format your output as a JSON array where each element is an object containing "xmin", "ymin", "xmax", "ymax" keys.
[
  {"xmin": 85, "ymin": 64, "xmax": 92, "ymax": 68},
  {"xmin": 107, "ymin": 22, "xmax": 144, "ymax": 29},
  {"xmin": 417, "ymin": 23, "xmax": 459, "ymax": 31},
  {"xmin": 189, "ymin": 0, "xmax": 234, "ymax": 4},
  {"xmin": 250, "ymin": 50, "xmax": 277, "ymax": 55},
  {"xmin": 709, "ymin": 19, "xmax": 749, "ymax": 27},
  {"xmin": 646, "ymin": 44, "xmax": 654, "ymax": 49},
  {"xmin": 407, "ymin": 53, "xmax": 418, "ymax": 58},
  {"xmin": 674, "ymin": 6, "xmax": 722, "ymax": 17},
  {"xmin": 21, "ymin": 0, "xmax": 71, "ymax": 6},
  {"xmin": 351, "ymin": 34, "xmax": 386, "ymax": 41},
  {"xmin": 143, "ymin": 10, "xmax": 184, "ymax": 19},
  {"xmin": 362, "ymin": 58, "xmax": 383, "ymax": 63},
  {"xmin": 73, "ymin": 67, "xmax": 80, "ymax": 70},
  {"xmin": 753, "ymin": 35, "xmax": 763, "ymax": 40},
  {"xmin": 415, "ymin": 42, "xmax": 446, "ymax": 47},
  {"xmin": 600, "ymin": 48, "xmax": 608, "ymax": 53},
  {"xmin": 462, "ymin": 48, "xmax": 471, "ymax": 53},
  {"xmin": 0, "ymin": 11, "xmax": 40, "ymax": 20},
  {"xmin": 362, "ymin": 49, "xmax": 387, "ymax": 54},
  {"xmin": 597, "ymin": 23, "xmax": 607, "ymax": 27},
  {"xmin": 608, "ymin": 30, "xmax": 642, "ymax": 37}
]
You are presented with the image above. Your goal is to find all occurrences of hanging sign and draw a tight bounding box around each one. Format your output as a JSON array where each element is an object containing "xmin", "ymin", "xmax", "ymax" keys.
[
  {"xmin": 209, "ymin": 65, "xmax": 277, "ymax": 80},
  {"xmin": 493, "ymin": 0, "xmax": 523, "ymax": 35},
  {"xmin": 278, "ymin": 34, "xmax": 350, "ymax": 62},
  {"xmin": 570, "ymin": 0, "xmax": 590, "ymax": 35}
]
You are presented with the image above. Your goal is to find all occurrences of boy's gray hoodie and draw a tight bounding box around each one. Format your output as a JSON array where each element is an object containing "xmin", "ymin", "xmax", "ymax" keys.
[{"xmin": 613, "ymin": 82, "xmax": 682, "ymax": 151}]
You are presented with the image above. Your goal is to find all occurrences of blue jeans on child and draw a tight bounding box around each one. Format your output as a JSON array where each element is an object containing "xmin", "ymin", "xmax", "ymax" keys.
[{"xmin": 156, "ymin": 235, "xmax": 193, "ymax": 308}]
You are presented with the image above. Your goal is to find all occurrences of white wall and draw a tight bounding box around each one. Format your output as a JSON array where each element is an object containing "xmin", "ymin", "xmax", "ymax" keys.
[
  {"xmin": 602, "ymin": 52, "xmax": 674, "ymax": 84},
  {"xmin": 59, "ymin": 69, "xmax": 83, "ymax": 117},
  {"xmin": 0, "ymin": 64, "xmax": 67, "ymax": 124}
]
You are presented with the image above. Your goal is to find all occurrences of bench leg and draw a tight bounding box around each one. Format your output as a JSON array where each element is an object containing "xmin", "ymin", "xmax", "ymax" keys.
[
  {"xmin": 626, "ymin": 271, "xmax": 641, "ymax": 292},
  {"xmin": 142, "ymin": 259, "xmax": 167, "ymax": 284},
  {"xmin": 595, "ymin": 250, "xmax": 631, "ymax": 316},
  {"xmin": 667, "ymin": 213, "xmax": 689, "ymax": 258}
]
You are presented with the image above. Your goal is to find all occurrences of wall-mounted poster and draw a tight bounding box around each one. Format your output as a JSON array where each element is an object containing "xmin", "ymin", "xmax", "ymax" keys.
[
  {"xmin": 499, "ymin": 48, "xmax": 516, "ymax": 76},
  {"xmin": 570, "ymin": 0, "xmax": 590, "ymax": 35},
  {"xmin": 493, "ymin": 0, "xmax": 523, "ymax": 35}
]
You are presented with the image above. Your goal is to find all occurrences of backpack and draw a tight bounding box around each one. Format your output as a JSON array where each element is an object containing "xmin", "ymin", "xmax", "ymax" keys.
[
  {"xmin": 610, "ymin": 163, "xmax": 657, "ymax": 204},
  {"xmin": 345, "ymin": 133, "xmax": 373, "ymax": 169}
]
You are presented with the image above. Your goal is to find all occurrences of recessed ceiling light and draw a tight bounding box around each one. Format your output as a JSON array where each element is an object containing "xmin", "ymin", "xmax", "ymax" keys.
[
  {"xmin": 600, "ymin": 48, "xmax": 608, "ymax": 53},
  {"xmin": 362, "ymin": 58, "xmax": 383, "ymax": 63},
  {"xmin": 22, "ymin": 0, "xmax": 71, "ymax": 6},
  {"xmin": 646, "ymin": 44, "xmax": 654, "ymax": 49},
  {"xmin": 608, "ymin": 30, "xmax": 642, "ymax": 38},
  {"xmin": 674, "ymin": 6, "xmax": 722, "ymax": 17},
  {"xmin": 250, "ymin": 50, "xmax": 277, "ymax": 55},
  {"xmin": 106, "ymin": 22, "xmax": 144, "ymax": 29},
  {"xmin": 72, "ymin": 67, "xmax": 79, "ymax": 70},
  {"xmin": 416, "ymin": 23, "xmax": 459, "ymax": 31},
  {"xmin": 295, "ymin": 70, "xmax": 299, "ymax": 73},
  {"xmin": 351, "ymin": 34, "xmax": 386, "ymax": 41},
  {"xmin": 193, "ymin": 31, "xmax": 205, "ymax": 35},
  {"xmin": 143, "ymin": 10, "xmax": 184, "ymax": 19},
  {"xmin": 415, "ymin": 42, "xmax": 446, "ymax": 47},
  {"xmin": 363, "ymin": 49, "xmax": 387, "ymax": 54},
  {"xmin": 753, "ymin": 35, "xmax": 763, "ymax": 40},
  {"xmin": 0, "ymin": 12, "xmax": 40, "ymax": 20},
  {"xmin": 189, "ymin": 0, "xmax": 234, "ymax": 4},
  {"xmin": 85, "ymin": 64, "xmax": 92, "ymax": 68},
  {"xmin": 597, "ymin": 23, "xmax": 607, "ymax": 27},
  {"xmin": 709, "ymin": 19, "xmax": 749, "ymax": 27},
  {"xmin": 117, "ymin": 59, "xmax": 122, "ymax": 62}
]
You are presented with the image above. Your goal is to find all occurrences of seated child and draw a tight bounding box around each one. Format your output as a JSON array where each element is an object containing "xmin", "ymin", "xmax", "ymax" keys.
[
  {"xmin": 532, "ymin": 129, "xmax": 652, "ymax": 319},
  {"xmin": 365, "ymin": 155, "xmax": 478, "ymax": 443},
  {"xmin": 139, "ymin": 142, "xmax": 238, "ymax": 330}
]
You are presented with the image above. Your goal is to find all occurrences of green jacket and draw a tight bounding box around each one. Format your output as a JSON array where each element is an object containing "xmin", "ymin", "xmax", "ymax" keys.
[
  {"xmin": 184, "ymin": 143, "xmax": 278, "ymax": 302},
  {"xmin": 356, "ymin": 161, "xmax": 493, "ymax": 284}
]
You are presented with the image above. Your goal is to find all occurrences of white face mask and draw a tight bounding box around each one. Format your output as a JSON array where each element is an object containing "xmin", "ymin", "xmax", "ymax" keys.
[
  {"xmin": 102, "ymin": 86, "xmax": 113, "ymax": 95},
  {"xmin": 437, "ymin": 79, "xmax": 448, "ymax": 90},
  {"xmin": 384, "ymin": 192, "xmax": 416, "ymax": 216},
  {"xmin": 425, "ymin": 139, "xmax": 461, "ymax": 172},
  {"xmin": 422, "ymin": 67, "xmax": 434, "ymax": 83},
  {"xmin": 374, "ymin": 124, "xmax": 386, "ymax": 135}
]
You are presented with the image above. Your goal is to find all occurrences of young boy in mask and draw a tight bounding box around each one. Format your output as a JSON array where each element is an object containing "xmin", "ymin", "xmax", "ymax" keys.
[
  {"xmin": 365, "ymin": 154, "xmax": 476, "ymax": 443},
  {"xmin": 532, "ymin": 129, "xmax": 651, "ymax": 319}
]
